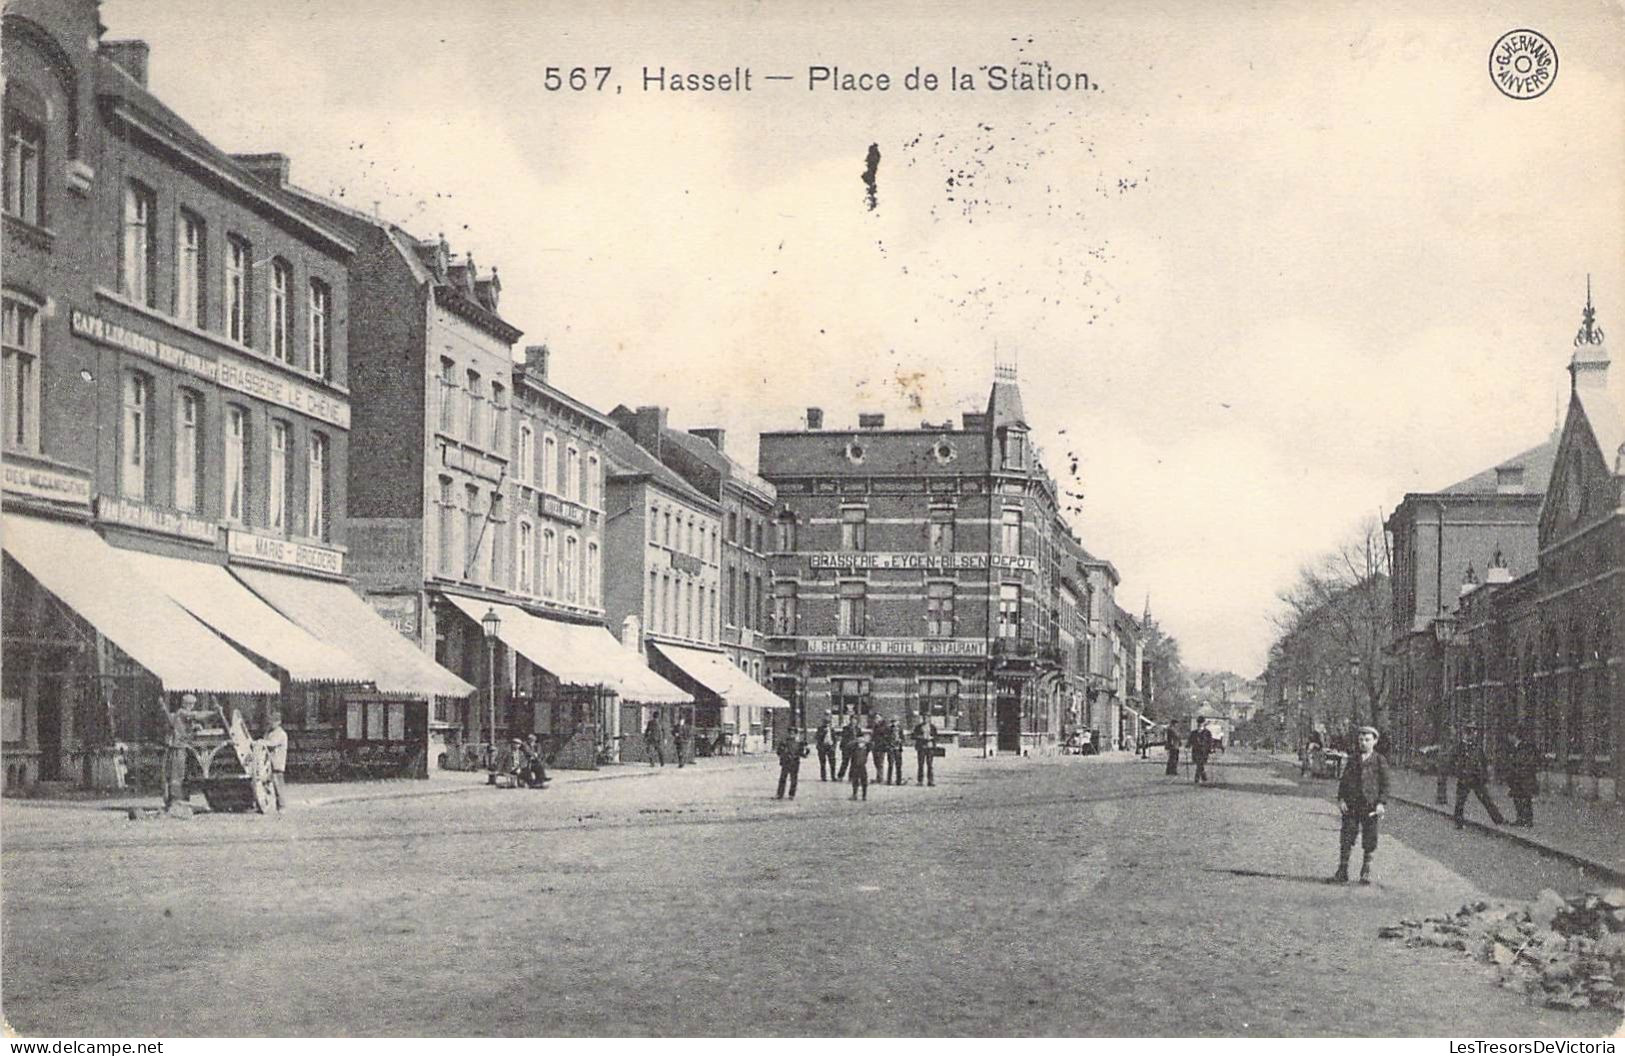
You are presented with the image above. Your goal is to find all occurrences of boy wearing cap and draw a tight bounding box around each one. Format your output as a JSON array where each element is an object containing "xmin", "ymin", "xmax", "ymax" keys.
[{"xmin": 1332, "ymin": 726, "xmax": 1388, "ymax": 884}]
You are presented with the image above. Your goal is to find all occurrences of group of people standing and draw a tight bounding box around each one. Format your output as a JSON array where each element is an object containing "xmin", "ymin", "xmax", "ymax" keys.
[
  {"xmin": 1163, "ymin": 718, "xmax": 1219, "ymax": 784},
  {"xmin": 642, "ymin": 713, "xmax": 692, "ymax": 769},
  {"xmin": 775, "ymin": 712, "xmax": 942, "ymax": 801}
]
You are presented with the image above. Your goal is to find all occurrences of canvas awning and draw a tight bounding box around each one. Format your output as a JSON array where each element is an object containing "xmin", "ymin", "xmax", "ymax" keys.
[
  {"xmin": 123, "ymin": 550, "xmax": 372, "ymax": 684},
  {"xmin": 651, "ymin": 642, "xmax": 790, "ymax": 709},
  {"xmin": 1, "ymin": 514, "xmax": 278, "ymax": 694},
  {"xmin": 234, "ymin": 567, "xmax": 473, "ymax": 698},
  {"xmin": 439, "ymin": 594, "xmax": 689, "ymax": 704}
]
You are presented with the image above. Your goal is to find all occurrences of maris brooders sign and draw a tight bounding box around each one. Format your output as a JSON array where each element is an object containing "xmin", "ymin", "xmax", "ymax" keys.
[
  {"xmin": 803, "ymin": 637, "xmax": 989, "ymax": 657},
  {"xmin": 806, "ymin": 552, "xmax": 1037, "ymax": 572},
  {"xmin": 71, "ymin": 308, "xmax": 351, "ymax": 430},
  {"xmin": 227, "ymin": 528, "xmax": 345, "ymax": 576}
]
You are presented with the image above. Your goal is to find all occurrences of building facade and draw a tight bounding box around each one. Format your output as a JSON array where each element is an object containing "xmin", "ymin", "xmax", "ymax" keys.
[
  {"xmin": 2, "ymin": 1, "xmax": 469, "ymax": 791},
  {"xmin": 758, "ymin": 368, "xmax": 1080, "ymax": 753}
]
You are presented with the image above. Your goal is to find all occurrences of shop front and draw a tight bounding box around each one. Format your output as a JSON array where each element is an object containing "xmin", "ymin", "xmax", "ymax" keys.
[{"xmin": 649, "ymin": 641, "xmax": 790, "ymax": 755}]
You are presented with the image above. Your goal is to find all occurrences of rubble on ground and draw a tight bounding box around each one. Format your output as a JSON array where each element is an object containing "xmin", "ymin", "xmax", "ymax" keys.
[{"xmin": 1379, "ymin": 888, "xmax": 1625, "ymax": 1012}]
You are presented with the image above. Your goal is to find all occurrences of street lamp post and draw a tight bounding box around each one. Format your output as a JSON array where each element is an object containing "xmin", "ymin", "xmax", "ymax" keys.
[{"xmin": 482, "ymin": 607, "xmax": 501, "ymax": 780}]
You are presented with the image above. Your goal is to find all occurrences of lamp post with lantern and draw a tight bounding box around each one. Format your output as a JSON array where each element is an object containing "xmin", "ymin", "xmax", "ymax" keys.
[{"xmin": 482, "ymin": 607, "xmax": 501, "ymax": 780}]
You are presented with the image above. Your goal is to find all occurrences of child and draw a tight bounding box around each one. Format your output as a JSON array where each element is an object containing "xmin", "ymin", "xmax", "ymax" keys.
[{"xmin": 1331, "ymin": 726, "xmax": 1389, "ymax": 884}]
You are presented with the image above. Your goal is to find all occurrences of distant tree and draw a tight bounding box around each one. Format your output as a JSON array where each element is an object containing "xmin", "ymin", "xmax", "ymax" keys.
[{"xmin": 1140, "ymin": 614, "xmax": 1193, "ymax": 722}]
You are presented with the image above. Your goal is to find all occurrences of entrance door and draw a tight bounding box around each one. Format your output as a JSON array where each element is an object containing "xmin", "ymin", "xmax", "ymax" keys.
[
  {"xmin": 996, "ymin": 695, "xmax": 1021, "ymax": 754},
  {"xmin": 36, "ymin": 671, "xmax": 63, "ymax": 781}
]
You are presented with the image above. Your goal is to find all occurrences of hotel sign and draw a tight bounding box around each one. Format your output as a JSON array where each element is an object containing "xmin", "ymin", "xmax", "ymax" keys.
[
  {"xmin": 2, "ymin": 460, "xmax": 92, "ymax": 508},
  {"xmin": 803, "ymin": 637, "xmax": 989, "ymax": 657},
  {"xmin": 540, "ymin": 493, "xmax": 587, "ymax": 526},
  {"xmin": 72, "ymin": 308, "xmax": 350, "ymax": 430},
  {"xmin": 807, "ymin": 552, "xmax": 1037, "ymax": 572},
  {"xmin": 95, "ymin": 497, "xmax": 219, "ymax": 543},
  {"xmin": 227, "ymin": 528, "xmax": 345, "ymax": 576}
]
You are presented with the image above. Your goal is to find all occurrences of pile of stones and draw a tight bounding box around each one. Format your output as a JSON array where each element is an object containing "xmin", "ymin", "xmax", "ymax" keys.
[{"xmin": 1379, "ymin": 888, "xmax": 1625, "ymax": 1012}]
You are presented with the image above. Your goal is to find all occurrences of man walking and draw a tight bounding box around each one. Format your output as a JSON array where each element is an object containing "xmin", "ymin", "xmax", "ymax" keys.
[
  {"xmin": 1331, "ymin": 725, "xmax": 1389, "ymax": 884},
  {"xmin": 1188, "ymin": 718, "xmax": 1214, "ymax": 785},
  {"xmin": 837, "ymin": 714, "xmax": 859, "ymax": 779},
  {"xmin": 1505, "ymin": 723, "xmax": 1540, "ymax": 827},
  {"xmin": 815, "ymin": 712, "xmax": 837, "ymax": 781},
  {"xmin": 673, "ymin": 715, "xmax": 689, "ymax": 769},
  {"xmin": 644, "ymin": 712, "xmax": 665, "ymax": 767},
  {"xmin": 849, "ymin": 722, "xmax": 871, "ymax": 801},
  {"xmin": 261, "ymin": 709, "xmax": 289, "ymax": 812},
  {"xmin": 1451, "ymin": 726, "xmax": 1506, "ymax": 828},
  {"xmin": 775, "ymin": 725, "xmax": 807, "ymax": 799},
  {"xmin": 870, "ymin": 716, "xmax": 889, "ymax": 784},
  {"xmin": 887, "ymin": 716, "xmax": 907, "ymax": 785},
  {"xmin": 1164, "ymin": 722, "xmax": 1180, "ymax": 776},
  {"xmin": 912, "ymin": 714, "xmax": 938, "ymax": 787}
]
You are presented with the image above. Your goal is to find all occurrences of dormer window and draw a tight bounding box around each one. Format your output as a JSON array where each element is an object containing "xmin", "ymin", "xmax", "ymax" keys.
[
  {"xmin": 1000, "ymin": 427, "xmax": 1026, "ymax": 469},
  {"xmin": 1495, "ymin": 466, "xmax": 1524, "ymax": 494}
]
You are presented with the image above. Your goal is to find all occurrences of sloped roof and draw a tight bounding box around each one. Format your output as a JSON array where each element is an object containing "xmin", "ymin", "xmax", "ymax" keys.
[
  {"xmin": 602, "ymin": 427, "xmax": 719, "ymax": 511},
  {"xmin": 986, "ymin": 374, "xmax": 1028, "ymax": 428},
  {"xmin": 662, "ymin": 429, "xmax": 775, "ymax": 502},
  {"xmin": 1438, "ymin": 434, "xmax": 1560, "ymax": 495},
  {"xmin": 1576, "ymin": 379, "xmax": 1625, "ymax": 474}
]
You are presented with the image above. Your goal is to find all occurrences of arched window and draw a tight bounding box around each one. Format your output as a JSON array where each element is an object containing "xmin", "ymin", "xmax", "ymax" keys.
[{"xmin": 4, "ymin": 81, "xmax": 48, "ymax": 226}]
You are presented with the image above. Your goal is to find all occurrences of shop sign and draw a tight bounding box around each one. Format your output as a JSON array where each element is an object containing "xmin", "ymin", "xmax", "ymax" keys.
[
  {"xmin": 802, "ymin": 637, "xmax": 988, "ymax": 657},
  {"xmin": 71, "ymin": 308, "xmax": 215, "ymax": 380},
  {"xmin": 806, "ymin": 551, "xmax": 1036, "ymax": 572},
  {"xmin": 2, "ymin": 459, "xmax": 92, "ymax": 508},
  {"xmin": 540, "ymin": 493, "xmax": 586, "ymax": 525},
  {"xmin": 95, "ymin": 496, "xmax": 219, "ymax": 543},
  {"xmin": 367, "ymin": 594, "xmax": 419, "ymax": 637},
  {"xmin": 227, "ymin": 528, "xmax": 345, "ymax": 576},
  {"xmin": 669, "ymin": 551, "xmax": 703, "ymax": 575},
  {"xmin": 345, "ymin": 519, "xmax": 422, "ymax": 587}
]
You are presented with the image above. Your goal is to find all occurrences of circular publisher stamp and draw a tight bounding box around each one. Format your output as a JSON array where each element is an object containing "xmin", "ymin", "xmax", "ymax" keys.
[{"xmin": 1489, "ymin": 29, "xmax": 1557, "ymax": 100}]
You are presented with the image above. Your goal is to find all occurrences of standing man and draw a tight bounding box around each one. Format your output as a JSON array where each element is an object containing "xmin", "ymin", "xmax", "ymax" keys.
[
  {"xmin": 1330, "ymin": 725, "xmax": 1389, "ymax": 884},
  {"xmin": 887, "ymin": 715, "xmax": 907, "ymax": 786},
  {"xmin": 870, "ymin": 716, "xmax": 890, "ymax": 784},
  {"xmin": 1451, "ymin": 725, "xmax": 1507, "ymax": 828},
  {"xmin": 774, "ymin": 724, "xmax": 808, "ymax": 799},
  {"xmin": 1164, "ymin": 722, "xmax": 1181, "ymax": 777},
  {"xmin": 162, "ymin": 694, "xmax": 215, "ymax": 815},
  {"xmin": 912, "ymin": 714, "xmax": 938, "ymax": 787},
  {"xmin": 260, "ymin": 710, "xmax": 289, "ymax": 812},
  {"xmin": 673, "ymin": 714, "xmax": 690, "ymax": 769},
  {"xmin": 1504, "ymin": 723, "xmax": 1539, "ymax": 827},
  {"xmin": 1187, "ymin": 718, "xmax": 1214, "ymax": 785},
  {"xmin": 837, "ymin": 713, "xmax": 859, "ymax": 780},
  {"xmin": 815, "ymin": 712, "xmax": 837, "ymax": 781},
  {"xmin": 849, "ymin": 722, "xmax": 872, "ymax": 801},
  {"xmin": 644, "ymin": 711, "xmax": 665, "ymax": 767}
]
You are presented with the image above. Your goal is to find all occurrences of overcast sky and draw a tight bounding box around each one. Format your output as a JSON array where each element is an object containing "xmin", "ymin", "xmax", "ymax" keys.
[{"xmin": 99, "ymin": 0, "xmax": 1625, "ymax": 675}]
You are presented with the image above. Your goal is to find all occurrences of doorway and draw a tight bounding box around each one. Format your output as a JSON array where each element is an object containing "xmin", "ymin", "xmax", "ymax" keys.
[{"xmin": 996, "ymin": 695, "xmax": 1021, "ymax": 754}]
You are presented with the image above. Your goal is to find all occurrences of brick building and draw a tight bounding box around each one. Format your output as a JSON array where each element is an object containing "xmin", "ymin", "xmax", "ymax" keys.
[
  {"xmin": 758, "ymin": 367, "xmax": 1084, "ymax": 753},
  {"xmin": 2, "ymin": 0, "xmax": 469, "ymax": 792}
]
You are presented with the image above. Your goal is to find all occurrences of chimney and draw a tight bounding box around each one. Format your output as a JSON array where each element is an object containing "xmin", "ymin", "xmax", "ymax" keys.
[
  {"xmin": 101, "ymin": 40, "xmax": 150, "ymax": 87},
  {"xmin": 806, "ymin": 407, "xmax": 824, "ymax": 430},
  {"xmin": 961, "ymin": 411, "xmax": 989, "ymax": 431},
  {"xmin": 230, "ymin": 153, "xmax": 291, "ymax": 187},
  {"xmin": 688, "ymin": 428, "xmax": 726, "ymax": 452},
  {"xmin": 524, "ymin": 344, "xmax": 549, "ymax": 384},
  {"xmin": 858, "ymin": 413, "xmax": 886, "ymax": 430},
  {"xmin": 631, "ymin": 405, "xmax": 667, "ymax": 458},
  {"xmin": 621, "ymin": 614, "xmax": 642, "ymax": 652}
]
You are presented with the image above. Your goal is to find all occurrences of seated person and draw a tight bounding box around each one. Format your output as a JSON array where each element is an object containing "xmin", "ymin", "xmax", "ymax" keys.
[{"xmin": 522, "ymin": 733, "xmax": 550, "ymax": 788}]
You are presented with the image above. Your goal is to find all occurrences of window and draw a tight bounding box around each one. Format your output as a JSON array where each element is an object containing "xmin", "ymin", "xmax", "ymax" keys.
[
  {"xmin": 773, "ymin": 581, "xmax": 797, "ymax": 635},
  {"xmin": 488, "ymin": 492, "xmax": 505, "ymax": 586},
  {"xmin": 756, "ymin": 573, "xmax": 767, "ymax": 631},
  {"xmin": 462, "ymin": 485, "xmax": 484, "ymax": 579},
  {"xmin": 438, "ymin": 358, "xmax": 456, "ymax": 432},
  {"xmin": 647, "ymin": 569, "xmax": 659, "ymax": 628},
  {"xmin": 2, "ymin": 295, "xmax": 41, "ymax": 452},
  {"xmin": 227, "ymin": 236, "xmax": 252, "ymax": 345},
  {"xmin": 465, "ymin": 370, "xmax": 482, "ymax": 441},
  {"xmin": 173, "ymin": 389, "xmax": 202, "ymax": 512},
  {"xmin": 224, "ymin": 405, "xmax": 248, "ymax": 521},
  {"xmin": 587, "ymin": 542, "xmax": 600, "ymax": 606},
  {"xmin": 308, "ymin": 279, "xmax": 331, "ymax": 379},
  {"xmin": 998, "ymin": 584, "xmax": 1021, "ymax": 638},
  {"xmin": 743, "ymin": 574, "xmax": 754, "ymax": 632},
  {"xmin": 649, "ymin": 504, "xmax": 660, "ymax": 543},
  {"xmin": 542, "ymin": 434, "xmax": 557, "ymax": 492},
  {"xmin": 838, "ymin": 581, "xmax": 867, "ymax": 636},
  {"xmin": 586, "ymin": 454, "xmax": 600, "ymax": 508},
  {"xmin": 175, "ymin": 211, "xmax": 206, "ymax": 327},
  {"xmin": 565, "ymin": 445, "xmax": 580, "ymax": 501},
  {"xmin": 927, "ymin": 581, "xmax": 955, "ymax": 637},
  {"xmin": 840, "ymin": 507, "xmax": 867, "ymax": 551},
  {"xmin": 1001, "ymin": 427, "xmax": 1026, "ymax": 468},
  {"xmin": 307, "ymin": 432, "xmax": 329, "ymax": 540},
  {"xmin": 928, "ymin": 508, "xmax": 955, "ymax": 553},
  {"xmin": 438, "ymin": 477, "xmax": 456, "ymax": 575},
  {"xmin": 490, "ymin": 381, "xmax": 505, "ymax": 450},
  {"xmin": 920, "ymin": 678, "xmax": 960, "ymax": 721},
  {"xmin": 663, "ymin": 509, "xmax": 672, "ymax": 546},
  {"xmin": 776, "ymin": 517, "xmax": 796, "ymax": 553},
  {"xmin": 541, "ymin": 528, "xmax": 556, "ymax": 597},
  {"xmin": 518, "ymin": 426, "xmax": 534, "ymax": 484},
  {"xmin": 662, "ymin": 573, "xmax": 673, "ymax": 634},
  {"xmin": 686, "ymin": 516, "xmax": 695, "ymax": 556},
  {"xmin": 1001, "ymin": 509, "xmax": 1022, "ymax": 555},
  {"xmin": 3, "ymin": 89, "xmax": 44, "ymax": 225},
  {"xmin": 119, "ymin": 373, "xmax": 153, "ymax": 501},
  {"xmin": 269, "ymin": 421, "xmax": 292, "ymax": 530},
  {"xmin": 121, "ymin": 182, "xmax": 157, "ymax": 307},
  {"xmin": 754, "ymin": 520, "xmax": 763, "ymax": 553},
  {"xmin": 833, "ymin": 677, "xmax": 870, "ymax": 717},
  {"xmin": 517, "ymin": 521, "xmax": 534, "ymax": 593},
  {"xmin": 727, "ymin": 567, "xmax": 737, "ymax": 626},
  {"xmin": 270, "ymin": 259, "xmax": 292, "ymax": 363}
]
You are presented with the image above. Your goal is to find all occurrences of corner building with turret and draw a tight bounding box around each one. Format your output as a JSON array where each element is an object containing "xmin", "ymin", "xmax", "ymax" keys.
[{"xmin": 758, "ymin": 368, "xmax": 1077, "ymax": 753}]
